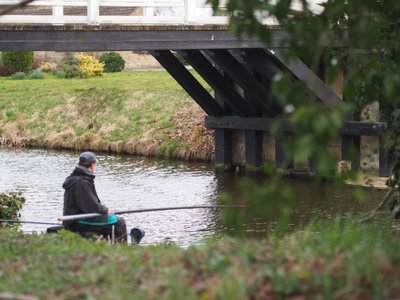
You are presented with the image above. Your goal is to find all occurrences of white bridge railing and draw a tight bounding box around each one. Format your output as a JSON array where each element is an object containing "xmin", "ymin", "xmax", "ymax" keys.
[
  {"xmin": 0, "ymin": 0, "xmax": 227, "ymax": 25},
  {"xmin": 0, "ymin": 0, "xmax": 325, "ymax": 25}
]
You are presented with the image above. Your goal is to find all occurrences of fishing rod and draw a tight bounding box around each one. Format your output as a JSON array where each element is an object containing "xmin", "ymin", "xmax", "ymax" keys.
[
  {"xmin": 0, "ymin": 219, "xmax": 60, "ymax": 226},
  {"xmin": 58, "ymin": 205, "xmax": 247, "ymax": 222}
]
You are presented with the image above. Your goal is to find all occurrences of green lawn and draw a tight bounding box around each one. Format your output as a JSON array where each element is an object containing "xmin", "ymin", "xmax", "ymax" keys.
[{"xmin": 0, "ymin": 72, "xmax": 214, "ymax": 160}]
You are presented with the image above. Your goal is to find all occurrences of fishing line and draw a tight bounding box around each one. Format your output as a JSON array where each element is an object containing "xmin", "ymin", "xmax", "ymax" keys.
[{"xmin": 0, "ymin": 219, "xmax": 61, "ymax": 226}]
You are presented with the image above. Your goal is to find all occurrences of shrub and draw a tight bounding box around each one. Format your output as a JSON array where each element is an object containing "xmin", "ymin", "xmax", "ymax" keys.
[
  {"xmin": 61, "ymin": 52, "xmax": 78, "ymax": 65},
  {"xmin": 76, "ymin": 53, "xmax": 104, "ymax": 77},
  {"xmin": 2, "ymin": 51, "xmax": 34, "ymax": 73},
  {"xmin": 61, "ymin": 63, "xmax": 85, "ymax": 78},
  {"xmin": 56, "ymin": 53, "xmax": 104, "ymax": 78},
  {"xmin": 0, "ymin": 54, "xmax": 11, "ymax": 76},
  {"xmin": 38, "ymin": 62, "xmax": 57, "ymax": 73},
  {"xmin": 0, "ymin": 192, "xmax": 26, "ymax": 227},
  {"xmin": 32, "ymin": 55, "xmax": 46, "ymax": 70},
  {"xmin": 11, "ymin": 72, "xmax": 26, "ymax": 80},
  {"xmin": 0, "ymin": 64, "xmax": 10, "ymax": 76},
  {"xmin": 28, "ymin": 70, "xmax": 44, "ymax": 79},
  {"xmin": 54, "ymin": 70, "xmax": 67, "ymax": 78},
  {"xmin": 57, "ymin": 54, "xmax": 85, "ymax": 78},
  {"xmin": 99, "ymin": 52, "xmax": 125, "ymax": 72}
]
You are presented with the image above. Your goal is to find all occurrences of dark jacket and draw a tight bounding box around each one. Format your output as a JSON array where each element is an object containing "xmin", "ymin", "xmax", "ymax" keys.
[{"xmin": 62, "ymin": 165, "xmax": 108, "ymax": 226}]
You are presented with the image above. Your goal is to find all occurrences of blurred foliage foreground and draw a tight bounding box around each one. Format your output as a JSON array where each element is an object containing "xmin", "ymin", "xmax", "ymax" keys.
[
  {"xmin": 0, "ymin": 219, "xmax": 399, "ymax": 300},
  {"xmin": 0, "ymin": 192, "xmax": 25, "ymax": 225}
]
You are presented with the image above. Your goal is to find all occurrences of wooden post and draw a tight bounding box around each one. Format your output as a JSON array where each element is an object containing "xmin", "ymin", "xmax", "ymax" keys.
[
  {"xmin": 150, "ymin": 50, "xmax": 223, "ymax": 116},
  {"xmin": 341, "ymin": 111, "xmax": 361, "ymax": 172},
  {"xmin": 215, "ymin": 128, "xmax": 233, "ymax": 171},
  {"xmin": 341, "ymin": 53, "xmax": 361, "ymax": 171},
  {"xmin": 181, "ymin": 50, "xmax": 257, "ymax": 117},
  {"xmin": 87, "ymin": 0, "xmax": 100, "ymax": 25},
  {"xmin": 243, "ymin": 64, "xmax": 263, "ymax": 171},
  {"xmin": 145, "ymin": 0, "xmax": 154, "ymax": 19},
  {"xmin": 379, "ymin": 136, "xmax": 390, "ymax": 177},
  {"xmin": 379, "ymin": 112, "xmax": 390, "ymax": 177},
  {"xmin": 308, "ymin": 158, "xmax": 317, "ymax": 174},
  {"xmin": 245, "ymin": 130, "xmax": 263, "ymax": 169},
  {"xmin": 184, "ymin": 0, "xmax": 196, "ymax": 23},
  {"xmin": 206, "ymin": 50, "xmax": 277, "ymax": 116},
  {"xmin": 275, "ymin": 134, "xmax": 294, "ymax": 170},
  {"xmin": 214, "ymin": 62, "xmax": 234, "ymax": 171},
  {"xmin": 52, "ymin": 2, "xmax": 64, "ymax": 25}
]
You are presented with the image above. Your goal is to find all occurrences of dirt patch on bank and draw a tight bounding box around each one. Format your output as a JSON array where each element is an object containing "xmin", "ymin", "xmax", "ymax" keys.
[
  {"xmin": 167, "ymin": 106, "xmax": 214, "ymax": 161},
  {"xmin": 123, "ymin": 106, "xmax": 214, "ymax": 161}
]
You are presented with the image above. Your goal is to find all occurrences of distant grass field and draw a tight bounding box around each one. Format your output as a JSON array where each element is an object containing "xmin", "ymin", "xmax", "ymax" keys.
[{"xmin": 0, "ymin": 71, "xmax": 214, "ymax": 160}]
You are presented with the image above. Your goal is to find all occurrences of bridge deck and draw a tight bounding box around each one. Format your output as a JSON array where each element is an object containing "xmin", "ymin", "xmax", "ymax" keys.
[{"xmin": 0, "ymin": 25, "xmax": 286, "ymax": 51}]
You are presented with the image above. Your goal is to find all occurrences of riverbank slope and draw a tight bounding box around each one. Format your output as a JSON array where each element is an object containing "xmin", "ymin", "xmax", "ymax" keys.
[{"xmin": 0, "ymin": 71, "xmax": 214, "ymax": 161}]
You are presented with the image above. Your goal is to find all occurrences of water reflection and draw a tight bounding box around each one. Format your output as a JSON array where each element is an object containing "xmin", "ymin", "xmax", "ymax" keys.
[
  {"xmin": 216, "ymin": 172, "xmax": 386, "ymax": 237},
  {"xmin": 0, "ymin": 148, "xmax": 387, "ymax": 246}
]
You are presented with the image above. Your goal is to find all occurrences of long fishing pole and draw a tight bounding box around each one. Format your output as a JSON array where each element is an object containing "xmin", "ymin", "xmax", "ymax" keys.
[
  {"xmin": 58, "ymin": 205, "xmax": 247, "ymax": 222},
  {"xmin": 0, "ymin": 219, "xmax": 60, "ymax": 226}
]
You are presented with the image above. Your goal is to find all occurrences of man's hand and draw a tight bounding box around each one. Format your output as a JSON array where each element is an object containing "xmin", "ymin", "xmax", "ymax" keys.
[{"xmin": 108, "ymin": 208, "xmax": 115, "ymax": 215}]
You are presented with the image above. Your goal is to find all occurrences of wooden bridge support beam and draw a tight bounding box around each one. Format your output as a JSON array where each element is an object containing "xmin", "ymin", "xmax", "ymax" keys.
[
  {"xmin": 240, "ymin": 49, "xmax": 281, "ymax": 82},
  {"xmin": 180, "ymin": 49, "xmax": 269, "ymax": 171},
  {"xmin": 245, "ymin": 130, "xmax": 263, "ymax": 169},
  {"xmin": 179, "ymin": 50, "xmax": 257, "ymax": 117},
  {"xmin": 205, "ymin": 116, "xmax": 387, "ymax": 176},
  {"xmin": 341, "ymin": 111, "xmax": 361, "ymax": 172},
  {"xmin": 215, "ymin": 89, "xmax": 234, "ymax": 170},
  {"xmin": 211, "ymin": 58, "xmax": 234, "ymax": 171},
  {"xmin": 275, "ymin": 134, "xmax": 294, "ymax": 170},
  {"xmin": 269, "ymin": 49, "xmax": 342, "ymax": 107},
  {"xmin": 242, "ymin": 58, "xmax": 264, "ymax": 170},
  {"xmin": 205, "ymin": 49, "xmax": 280, "ymax": 117},
  {"xmin": 152, "ymin": 47, "xmax": 388, "ymax": 177},
  {"xmin": 215, "ymin": 128, "xmax": 233, "ymax": 171},
  {"xmin": 379, "ymin": 137, "xmax": 390, "ymax": 177},
  {"xmin": 150, "ymin": 50, "xmax": 223, "ymax": 116},
  {"xmin": 379, "ymin": 113, "xmax": 391, "ymax": 177},
  {"xmin": 341, "ymin": 134, "xmax": 361, "ymax": 171},
  {"xmin": 341, "ymin": 55, "xmax": 361, "ymax": 172}
]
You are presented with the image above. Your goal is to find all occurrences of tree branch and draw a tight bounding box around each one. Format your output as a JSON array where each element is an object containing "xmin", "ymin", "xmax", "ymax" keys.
[{"xmin": 357, "ymin": 186, "xmax": 396, "ymax": 223}]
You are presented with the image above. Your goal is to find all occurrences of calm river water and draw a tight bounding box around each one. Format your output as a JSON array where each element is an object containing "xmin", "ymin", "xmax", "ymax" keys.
[{"xmin": 0, "ymin": 148, "xmax": 386, "ymax": 246}]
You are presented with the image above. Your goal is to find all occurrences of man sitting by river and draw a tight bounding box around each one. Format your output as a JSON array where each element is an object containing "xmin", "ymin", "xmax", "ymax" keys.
[{"xmin": 62, "ymin": 151, "xmax": 127, "ymax": 243}]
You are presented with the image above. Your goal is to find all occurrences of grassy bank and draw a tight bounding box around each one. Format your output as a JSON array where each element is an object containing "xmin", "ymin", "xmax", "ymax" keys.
[
  {"xmin": 0, "ymin": 220, "xmax": 399, "ymax": 299},
  {"xmin": 0, "ymin": 71, "xmax": 214, "ymax": 160}
]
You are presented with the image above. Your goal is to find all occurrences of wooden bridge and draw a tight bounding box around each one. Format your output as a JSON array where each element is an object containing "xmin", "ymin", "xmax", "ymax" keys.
[{"xmin": 0, "ymin": 0, "xmax": 389, "ymax": 177}]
